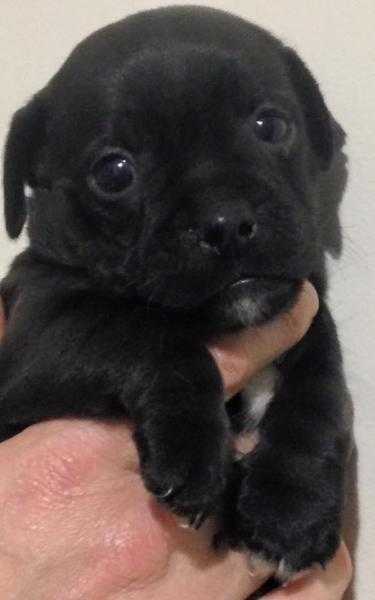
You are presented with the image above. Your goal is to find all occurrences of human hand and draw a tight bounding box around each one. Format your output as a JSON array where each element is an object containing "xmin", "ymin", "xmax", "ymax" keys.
[{"xmin": 0, "ymin": 282, "xmax": 351, "ymax": 599}]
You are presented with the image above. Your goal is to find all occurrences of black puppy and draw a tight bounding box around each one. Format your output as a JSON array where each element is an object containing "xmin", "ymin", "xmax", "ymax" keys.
[{"xmin": 1, "ymin": 5, "xmax": 351, "ymax": 581}]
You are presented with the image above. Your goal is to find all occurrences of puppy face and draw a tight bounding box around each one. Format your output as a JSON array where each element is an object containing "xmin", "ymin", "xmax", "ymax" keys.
[{"xmin": 4, "ymin": 7, "xmax": 338, "ymax": 330}]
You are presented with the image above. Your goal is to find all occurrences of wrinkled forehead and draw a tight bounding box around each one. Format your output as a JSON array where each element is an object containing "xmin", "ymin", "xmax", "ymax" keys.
[
  {"xmin": 115, "ymin": 45, "xmax": 287, "ymax": 107},
  {"xmin": 45, "ymin": 41, "xmax": 295, "ymax": 163},
  {"xmin": 104, "ymin": 44, "xmax": 294, "ymax": 147}
]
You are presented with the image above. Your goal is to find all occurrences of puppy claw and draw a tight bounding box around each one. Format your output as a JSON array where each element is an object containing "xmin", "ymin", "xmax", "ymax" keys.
[
  {"xmin": 248, "ymin": 553, "xmax": 276, "ymax": 578},
  {"xmin": 276, "ymin": 558, "xmax": 294, "ymax": 583},
  {"xmin": 190, "ymin": 510, "xmax": 206, "ymax": 529},
  {"xmin": 156, "ymin": 485, "xmax": 175, "ymax": 501},
  {"xmin": 175, "ymin": 516, "xmax": 192, "ymax": 529},
  {"xmin": 175, "ymin": 510, "xmax": 206, "ymax": 530},
  {"xmin": 247, "ymin": 555, "xmax": 296, "ymax": 583},
  {"xmin": 234, "ymin": 450, "xmax": 245, "ymax": 462}
]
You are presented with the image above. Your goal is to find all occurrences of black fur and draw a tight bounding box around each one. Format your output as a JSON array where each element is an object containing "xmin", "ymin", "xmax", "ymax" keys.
[{"xmin": 1, "ymin": 5, "xmax": 351, "ymax": 586}]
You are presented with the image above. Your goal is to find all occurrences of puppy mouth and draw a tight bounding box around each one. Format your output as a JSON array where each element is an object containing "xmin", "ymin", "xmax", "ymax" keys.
[
  {"xmin": 209, "ymin": 274, "xmax": 299, "ymax": 301},
  {"xmin": 136, "ymin": 262, "xmax": 302, "ymax": 330},
  {"xmin": 225, "ymin": 275, "xmax": 296, "ymax": 294},
  {"xmin": 198, "ymin": 276, "xmax": 303, "ymax": 332}
]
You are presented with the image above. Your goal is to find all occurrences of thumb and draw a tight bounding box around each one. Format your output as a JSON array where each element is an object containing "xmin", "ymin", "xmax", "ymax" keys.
[{"xmin": 209, "ymin": 281, "xmax": 319, "ymax": 398}]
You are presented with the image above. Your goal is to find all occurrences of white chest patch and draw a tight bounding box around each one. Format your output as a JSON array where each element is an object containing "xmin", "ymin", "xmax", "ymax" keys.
[{"xmin": 241, "ymin": 365, "xmax": 280, "ymax": 429}]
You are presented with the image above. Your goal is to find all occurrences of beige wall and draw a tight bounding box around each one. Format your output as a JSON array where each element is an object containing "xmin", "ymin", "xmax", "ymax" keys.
[{"xmin": 1, "ymin": 1, "xmax": 374, "ymax": 597}]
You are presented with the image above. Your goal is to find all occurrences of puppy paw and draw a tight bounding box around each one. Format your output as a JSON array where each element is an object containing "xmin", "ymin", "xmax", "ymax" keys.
[
  {"xmin": 135, "ymin": 415, "xmax": 230, "ymax": 525},
  {"xmin": 216, "ymin": 456, "xmax": 341, "ymax": 579}
]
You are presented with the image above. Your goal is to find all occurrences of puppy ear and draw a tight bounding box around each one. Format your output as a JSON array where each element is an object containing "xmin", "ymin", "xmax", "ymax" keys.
[
  {"xmin": 284, "ymin": 48, "xmax": 335, "ymax": 170},
  {"xmin": 3, "ymin": 95, "xmax": 46, "ymax": 239}
]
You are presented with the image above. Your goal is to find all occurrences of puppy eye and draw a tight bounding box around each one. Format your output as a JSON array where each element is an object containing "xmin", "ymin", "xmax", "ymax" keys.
[
  {"xmin": 88, "ymin": 151, "xmax": 135, "ymax": 197},
  {"xmin": 253, "ymin": 111, "xmax": 290, "ymax": 144}
]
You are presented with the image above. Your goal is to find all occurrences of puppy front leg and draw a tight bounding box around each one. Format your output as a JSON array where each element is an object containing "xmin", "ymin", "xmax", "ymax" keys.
[
  {"xmin": 0, "ymin": 281, "xmax": 231, "ymax": 523},
  {"xmin": 130, "ymin": 343, "xmax": 232, "ymax": 525},
  {"xmin": 218, "ymin": 304, "xmax": 351, "ymax": 577}
]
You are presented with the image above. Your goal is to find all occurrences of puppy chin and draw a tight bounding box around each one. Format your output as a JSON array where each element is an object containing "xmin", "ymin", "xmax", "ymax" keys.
[
  {"xmin": 136, "ymin": 269, "xmax": 234, "ymax": 309},
  {"xmin": 138, "ymin": 271, "xmax": 302, "ymax": 336},
  {"xmin": 198, "ymin": 277, "xmax": 303, "ymax": 333}
]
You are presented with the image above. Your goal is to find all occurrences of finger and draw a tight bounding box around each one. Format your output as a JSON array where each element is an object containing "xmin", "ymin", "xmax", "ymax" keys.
[
  {"xmin": 265, "ymin": 542, "xmax": 352, "ymax": 599},
  {"xmin": 209, "ymin": 281, "xmax": 319, "ymax": 398}
]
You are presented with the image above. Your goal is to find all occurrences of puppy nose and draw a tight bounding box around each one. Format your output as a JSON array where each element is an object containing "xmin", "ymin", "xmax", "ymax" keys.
[{"xmin": 201, "ymin": 213, "xmax": 257, "ymax": 256}]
